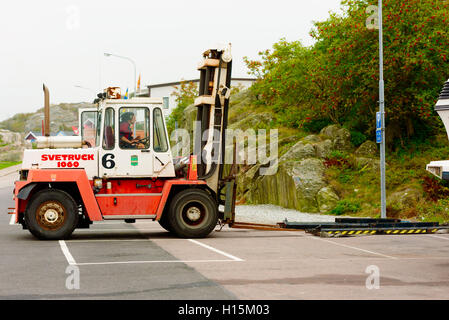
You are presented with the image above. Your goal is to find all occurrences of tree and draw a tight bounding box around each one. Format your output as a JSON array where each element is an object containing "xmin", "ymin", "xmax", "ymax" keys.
[
  {"xmin": 166, "ymin": 80, "xmax": 198, "ymax": 135},
  {"xmin": 243, "ymin": 39, "xmax": 316, "ymax": 128},
  {"xmin": 244, "ymin": 0, "xmax": 449, "ymax": 145}
]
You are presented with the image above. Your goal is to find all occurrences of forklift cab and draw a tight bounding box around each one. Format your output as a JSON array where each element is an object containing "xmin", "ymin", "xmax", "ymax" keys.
[{"xmin": 80, "ymin": 98, "xmax": 175, "ymax": 178}]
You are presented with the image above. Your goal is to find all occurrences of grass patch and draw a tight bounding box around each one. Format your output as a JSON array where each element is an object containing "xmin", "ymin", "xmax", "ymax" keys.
[
  {"xmin": 0, "ymin": 161, "xmax": 21, "ymax": 170},
  {"xmin": 416, "ymin": 199, "xmax": 449, "ymax": 223},
  {"xmin": 328, "ymin": 199, "xmax": 361, "ymax": 215}
]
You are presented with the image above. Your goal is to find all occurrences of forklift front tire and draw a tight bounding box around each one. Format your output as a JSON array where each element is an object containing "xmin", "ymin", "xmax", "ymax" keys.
[
  {"xmin": 168, "ymin": 189, "xmax": 218, "ymax": 238},
  {"xmin": 25, "ymin": 189, "xmax": 79, "ymax": 240}
]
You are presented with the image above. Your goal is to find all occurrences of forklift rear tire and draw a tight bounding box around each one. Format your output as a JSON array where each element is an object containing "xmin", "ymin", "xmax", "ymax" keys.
[
  {"xmin": 25, "ymin": 189, "xmax": 79, "ymax": 240},
  {"xmin": 167, "ymin": 189, "xmax": 218, "ymax": 238}
]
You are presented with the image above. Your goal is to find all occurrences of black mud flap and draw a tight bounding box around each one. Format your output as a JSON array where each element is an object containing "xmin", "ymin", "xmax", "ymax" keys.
[{"xmin": 17, "ymin": 183, "xmax": 37, "ymax": 200}]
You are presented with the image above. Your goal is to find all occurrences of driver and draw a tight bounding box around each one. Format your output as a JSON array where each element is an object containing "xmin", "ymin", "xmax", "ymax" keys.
[{"xmin": 119, "ymin": 112, "xmax": 145, "ymax": 149}]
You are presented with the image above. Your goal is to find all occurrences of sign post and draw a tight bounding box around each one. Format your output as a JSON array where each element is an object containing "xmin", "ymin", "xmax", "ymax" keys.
[{"xmin": 378, "ymin": 0, "xmax": 387, "ymax": 219}]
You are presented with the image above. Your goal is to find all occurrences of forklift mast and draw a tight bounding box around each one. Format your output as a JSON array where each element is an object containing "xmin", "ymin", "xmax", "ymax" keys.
[{"xmin": 194, "ymin": 45, "xmax": 233, "ymax": 196}]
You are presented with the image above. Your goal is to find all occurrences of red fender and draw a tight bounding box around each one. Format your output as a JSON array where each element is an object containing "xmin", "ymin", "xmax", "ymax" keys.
[
  {"xmin": 15, "ymin": 169, "xmax": 102, "ymax": 222},
  {"xmin": 155, "ymin": 179, "xmax": 207, "ymax": 220}
]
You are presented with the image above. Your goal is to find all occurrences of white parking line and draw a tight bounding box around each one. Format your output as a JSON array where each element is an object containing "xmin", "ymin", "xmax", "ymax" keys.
[
  {"xmin": 65, "ymin": 239, "xmax": 150, "ymax": 243},
  {"xmin": 427, "ymin": 235, "xmax": 449, "ymax": 241},
  {"xmin": 188, "ymin": 239, "xmax": 244, "ymax": 261},
  {"xmin": 9, "ymin": 214, "xmax": 16, "ymax": 225},
  {"xmin": 75, "ymin": 259, "xmax": 239, "ymax": 266},
  {"xmin": 59, "ymin": 240, "xmax": 77, "ymax": 265},
  {"xmin": 311, "ymin": 237, "xmax": 398, "ymax": 260},
  {"xmin": 62, "ymin": 236, "xmax": 244, "ymax": 266}
]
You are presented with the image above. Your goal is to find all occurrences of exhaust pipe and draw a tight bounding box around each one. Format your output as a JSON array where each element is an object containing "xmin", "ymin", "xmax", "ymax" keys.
[
  {"xmin": 35, "ymin": 83, "xmax": 83, "ymax": 149},
  {"xmin": 43, "ymin": 84, "xmax": 50, "ymax": 137}
]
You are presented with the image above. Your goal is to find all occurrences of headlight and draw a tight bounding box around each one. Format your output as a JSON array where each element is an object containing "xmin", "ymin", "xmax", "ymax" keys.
[{"xmin": 94, "ymin": 178, "xmax": 103, "ymax": 189}]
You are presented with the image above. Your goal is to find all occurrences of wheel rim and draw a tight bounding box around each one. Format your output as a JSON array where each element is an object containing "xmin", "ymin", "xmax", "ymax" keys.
[
  {"xmin": 36, "ymin": 200, "xmax": 66, "ymax": 230},
  {"xmin": 180, "ymin": 201, "xmax": 207, "ymax": 227}
]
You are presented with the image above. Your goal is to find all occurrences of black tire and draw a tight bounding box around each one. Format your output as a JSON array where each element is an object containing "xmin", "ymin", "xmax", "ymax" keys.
[
  {"xmin": 25, "ymin": 189, "xmax": 79, "ymax": 240},
  {"xmin": 167, "ymin": 189, "xmax": 218, "ymax": 238}
]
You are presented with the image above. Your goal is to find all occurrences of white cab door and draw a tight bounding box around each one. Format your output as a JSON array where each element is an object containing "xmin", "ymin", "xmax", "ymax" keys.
[
  {"xmin": 99, "ymin": 106, "xmax": 154, "ymax": 177},
  {"xmin": 152, "ymin": 107, "xmax": 175, "ymax": 177}
]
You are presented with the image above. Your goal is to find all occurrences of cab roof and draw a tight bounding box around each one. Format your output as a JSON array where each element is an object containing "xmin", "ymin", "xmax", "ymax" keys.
[{"xmin": 102, "ymin": 97, "xmax": 163, "ymax": 105}]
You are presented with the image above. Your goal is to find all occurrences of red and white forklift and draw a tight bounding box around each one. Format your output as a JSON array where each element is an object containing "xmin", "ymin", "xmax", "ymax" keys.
[{"xmin": 9, "ymin": 46, "xmax": 237, "ymax": 240}]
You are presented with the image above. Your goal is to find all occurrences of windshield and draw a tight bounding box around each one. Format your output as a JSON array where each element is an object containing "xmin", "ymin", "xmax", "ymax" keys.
[{"xmin": 119, "ymin": 107, "xmax": 150, "ymax": 149}]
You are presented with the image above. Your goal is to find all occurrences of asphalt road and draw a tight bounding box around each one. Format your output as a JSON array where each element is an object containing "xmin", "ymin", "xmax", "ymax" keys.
[
  {"xmin": 0, "ymin": 171, "xmax": 235, "ymax": 299},
  {"xmin": 1, "ymin": 169, "xmax": 449, "ymax": 300}
]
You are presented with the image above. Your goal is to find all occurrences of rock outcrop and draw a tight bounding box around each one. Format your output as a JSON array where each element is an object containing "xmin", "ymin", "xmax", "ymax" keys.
[
  {"xmin": 320, "ymin": 125, "xmax": 351, "ymax": 151},
  {"xmin": 237, "ymin": 124, "xmax": 363, "ymax": 213},
  {"xmin": 0, "ymin": 130, "xmax": 25, "ymax": 161}
]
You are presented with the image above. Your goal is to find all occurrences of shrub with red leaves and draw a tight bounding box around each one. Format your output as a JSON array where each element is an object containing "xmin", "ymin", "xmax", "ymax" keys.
[
  {"xmin": 324, "ymin": 157, "xmax": 350, "ymax": 168},
  {"xmin": 422, "ymin": 175, "xmax": 449, "ymax": 201}
]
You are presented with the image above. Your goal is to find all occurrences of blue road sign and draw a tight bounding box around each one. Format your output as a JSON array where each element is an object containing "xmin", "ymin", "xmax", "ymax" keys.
[
  {"xmin": 376, "ymin": 112, "xmax": 382, "ymax": 130},
  {"xmin": 376, "ymin": 129, "xmax": 382, "ymax": 143}
]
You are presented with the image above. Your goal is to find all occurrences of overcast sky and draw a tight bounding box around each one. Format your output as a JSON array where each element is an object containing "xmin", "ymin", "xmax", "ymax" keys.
[{"xmin": 0, "ymin": 0, "xmax": 342, "ymax": 122}]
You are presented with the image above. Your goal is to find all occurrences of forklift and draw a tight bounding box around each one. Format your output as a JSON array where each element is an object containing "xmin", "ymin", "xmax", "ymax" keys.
[{"xmin": 9, "ymin": 46, "xmax": 237, "ymax": 240}]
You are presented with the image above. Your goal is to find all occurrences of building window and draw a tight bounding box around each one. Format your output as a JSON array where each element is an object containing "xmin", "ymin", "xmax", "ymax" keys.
[{"xmin": 163, "ymin": 97, "xmax": 169, "ymax": 109}]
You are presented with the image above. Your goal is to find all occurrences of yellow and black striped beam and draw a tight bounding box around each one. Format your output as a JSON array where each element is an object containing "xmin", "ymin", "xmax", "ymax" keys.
[{"xmin": 320, "ymin": 228, "xmax": 440, "ymax": 237}]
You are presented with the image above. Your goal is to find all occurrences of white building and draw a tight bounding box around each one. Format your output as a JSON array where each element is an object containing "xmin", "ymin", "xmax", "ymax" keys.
[{"xmin": 136, "ymin": 78, "xmax": 256, "ymax": 117}]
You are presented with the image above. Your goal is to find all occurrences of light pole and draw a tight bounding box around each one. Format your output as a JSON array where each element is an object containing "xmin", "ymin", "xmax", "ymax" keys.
[
  {"xmin": 104, "ymin": 52, "xmax": 137, "ymax": 98},
  {"xmin": 74, "ymin": 85, "xmax": 96, "ymax": 95},
  {"xmin": 378, "ymin": 0, "xmax": 386, "ymax": 219}
]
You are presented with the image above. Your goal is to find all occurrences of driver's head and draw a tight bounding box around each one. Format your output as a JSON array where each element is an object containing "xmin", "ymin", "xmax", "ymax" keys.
[{"xmin": 120, "ymin": 112, "xmax": 135, "ymax": 124}]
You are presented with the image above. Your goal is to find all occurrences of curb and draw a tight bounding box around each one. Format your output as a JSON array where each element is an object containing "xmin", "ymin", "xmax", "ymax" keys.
[{"xmin": 0, "ymin": 164, "xmax": 21, "ymax": 178}]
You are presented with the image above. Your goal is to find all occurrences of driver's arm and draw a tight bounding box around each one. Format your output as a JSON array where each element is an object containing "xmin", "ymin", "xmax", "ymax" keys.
[
  {"xmin": 120, "ymin": 135, "xmax": 134, "ymax": 145},
  {"xmin": 121, "ymin": 136, "xmax": 145, "ymax": 149}
]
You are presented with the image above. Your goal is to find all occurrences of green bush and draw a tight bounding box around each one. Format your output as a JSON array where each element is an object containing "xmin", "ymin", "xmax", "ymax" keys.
[
  {"xmin": 350, "ymin": 130, "xmax": 367, "ymax": 147},
  {"xmin": 303, "ymin": 118, "xmax": 332, "ymax": 133},
  {"xmin": 329, "ymin": 199, "xmax": 361, "ymax": 215}
]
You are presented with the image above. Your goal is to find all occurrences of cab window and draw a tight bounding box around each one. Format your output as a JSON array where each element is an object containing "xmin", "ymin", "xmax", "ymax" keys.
[
  {"xmin": 153, "ymin": 108, "xmax": 168, "ymax": 152},
  {"xmin": 96, "ymin": 112, "xmax": 102, "ymax": 147},
  {"xmin": 119, "ymin": 107, "xmax": 150, "ymax": 149},
  {"xmin": 103, "ymin": 108, "xmax": 115, "ymax": 150},
  {"xmin": 81, "ymin": 111, "xmax": 98, "ymax": 147}
]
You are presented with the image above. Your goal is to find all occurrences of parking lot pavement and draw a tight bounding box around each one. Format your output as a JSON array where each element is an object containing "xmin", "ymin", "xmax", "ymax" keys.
[
  {"xmin": 0, "ymin": 186, "xmax": 235, "ymax": 300},
  {"xmin": 4, "ymin": 210, "xmax": 449, "ymax": 300},
  {"xmin": 134, "ymin": 224, "xmax": 449, "ymax": 300},
  {"xmin": 2, "ymin": 163, "xmax": 448, "ymax": 300}
]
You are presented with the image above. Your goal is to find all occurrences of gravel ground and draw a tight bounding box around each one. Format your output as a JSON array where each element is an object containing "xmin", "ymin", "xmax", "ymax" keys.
[{"xmin": 232, "ymin": 204, "xmax": 344, "ymax": 225}]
